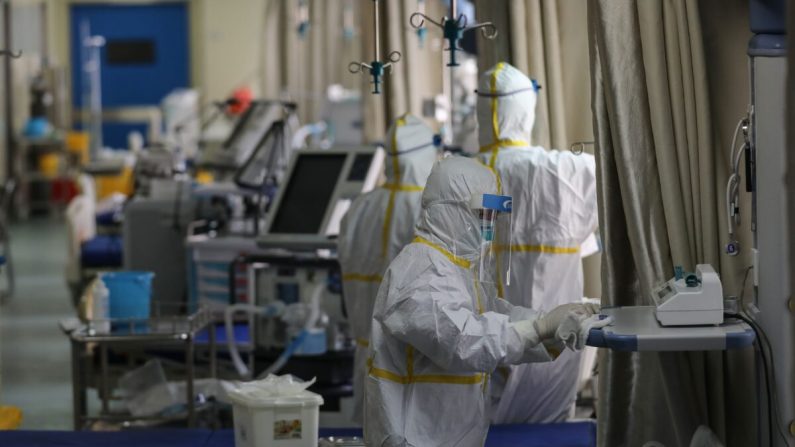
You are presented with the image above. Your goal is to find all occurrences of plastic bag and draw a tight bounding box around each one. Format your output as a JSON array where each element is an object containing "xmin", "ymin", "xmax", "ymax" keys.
[
  {"xmin": 118, "ymin": 359, "xmax": 178, "ymax": 417},
  {"xmin": 223, "ymin": 374, "xmax": 316, "ymax": 405}
]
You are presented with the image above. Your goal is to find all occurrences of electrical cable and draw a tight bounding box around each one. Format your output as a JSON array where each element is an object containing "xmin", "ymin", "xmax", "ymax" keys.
[
  {"xmin": 729, "ymin": 307, "xmax": 792, "ymax": 446},
  {"xmin": 738, "ymin": 265, "xmax": 753, "ymax": 303},
  {"xmin": 739, "ymin": 313, "xmax": 791, "ymax": 446},
  {"xmin": 734, "ymin": 312, "xmax": 774, "ymax": 446},
  {"xmin": 725, "ymin": 118, "xmax": 745, "ymax": 241},
  {"xmin": 731, "ymin": 265, "xmax": 790, "ymax": 445}
]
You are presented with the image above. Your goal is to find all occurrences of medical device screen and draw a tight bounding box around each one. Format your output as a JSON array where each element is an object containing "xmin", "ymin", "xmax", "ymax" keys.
[
  {"xmin": 223, "ymin": 102, "xmax": 280, "ymax": 161},
  {"xmin": 235, "ymin": 122, "xmax": 283, "ymax": 188},
  {"xmin": 347, "ymin": 153, "xmax": 374, "ymax": 181},
  {"xmin": 269, "ymin": 154, "xmax": 347, "ymax": 234}
]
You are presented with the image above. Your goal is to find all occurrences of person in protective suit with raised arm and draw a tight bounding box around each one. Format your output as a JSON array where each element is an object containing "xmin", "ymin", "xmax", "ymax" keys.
[{"xmin": 475, "ymin": 62, "xmax": 600, "ymax": 423}]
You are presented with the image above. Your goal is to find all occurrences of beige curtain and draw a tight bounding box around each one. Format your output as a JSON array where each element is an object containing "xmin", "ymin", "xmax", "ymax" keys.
[
  {"xmin": 260, "ymin": 0, "xmax": 363, "ymax": 125},
  {"xmin": 589, "ymin": 1, "xmax": 755, "ymax": 446},
  {"xmin": 788, "ymin": 0, "xmax": 795, "ymax": 355}
]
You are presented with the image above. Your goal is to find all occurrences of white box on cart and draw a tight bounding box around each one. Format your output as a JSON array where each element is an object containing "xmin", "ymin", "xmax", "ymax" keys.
[{"xmin": 229, "ymin": 389, "xmax": 324, "ymax": 447}]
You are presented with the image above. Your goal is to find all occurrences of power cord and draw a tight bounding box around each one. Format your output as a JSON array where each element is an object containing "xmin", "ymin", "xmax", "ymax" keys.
[
  {"xmin": 725, "ymin": 267, "xmax": 791, "ymax": 446},
  {"xmin": 732, "ymin": 312, "xmax": 791, "ymax": 446}
]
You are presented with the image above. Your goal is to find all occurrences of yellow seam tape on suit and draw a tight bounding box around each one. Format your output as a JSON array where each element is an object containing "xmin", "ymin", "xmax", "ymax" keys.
[
  {"xmin": 368, "ymin": 359, "xmax": 485, "ymax": 385},
  {"xmin": 490, "ymin": 63, "xmax": 503, "ymax": 143},
  {"xmin": 382, "ymin": 183, "xmax": 424, "ymax": 192},
  {"xmin": 473, "ymin": 272, "xmax": 484, "ymax": 315},
  {"xmin": 342, "ymin": 273, "xmax": 384, "ymax": 282},
  {"xmin": 381, "ymin": 116, "xmax": 409, "ymax": 259},
  {"xmin": 412, "ymin": 236, "xmax": 471, "ymax": 269},
  {"xmin": 356, "ymin": 338, "xmax": 370, "ymax": 348},
  {"xmin": 501, "ymin": 244, "xmax": 580, "ymax": 254},
  {"xmin": 478, "ymin": 139, "xmax": 528, "ymax": 153},
  {"xmin": 366, "ymin": 238, "xmax": 485, "ymax": 386}
]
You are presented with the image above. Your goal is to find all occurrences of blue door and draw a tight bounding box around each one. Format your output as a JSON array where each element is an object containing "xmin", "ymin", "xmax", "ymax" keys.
[{"xmin": 70, "ymin": 3, "xmax": 190, "ymax": 149}]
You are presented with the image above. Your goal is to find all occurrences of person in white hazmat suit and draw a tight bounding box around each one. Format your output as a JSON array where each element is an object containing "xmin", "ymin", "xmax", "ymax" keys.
[
  {"xmin": 338, "ymin": 114, "xmax": 438, "ymax": 423},
  {"xmin": 364, "ymin": 156, "xmax": 609, "ymax": 447},
  {"xmin": 475, "ymin": 62, "xmax": 599, "ymax": 423}
]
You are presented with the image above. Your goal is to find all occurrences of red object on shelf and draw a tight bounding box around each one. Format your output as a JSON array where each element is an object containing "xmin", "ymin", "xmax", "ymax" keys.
[
  {"xmin": 51, "ymin": 177, "xmax": 78, "ymax": 205},
  {"xmin": 227, "ymin": 86, "xmax": 253, "ymax": 116}
]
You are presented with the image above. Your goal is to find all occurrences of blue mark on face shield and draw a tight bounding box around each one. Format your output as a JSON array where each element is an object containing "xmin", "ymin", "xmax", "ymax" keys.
[{"xmin": 481, "ymin": 194, "xmax": 512, "ymax": 213}]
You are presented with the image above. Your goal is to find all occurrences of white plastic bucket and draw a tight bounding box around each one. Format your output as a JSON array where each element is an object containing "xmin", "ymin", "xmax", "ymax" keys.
[{"xmin": 229, "ymin": 389, "xmax": 324, "ymax": 447}]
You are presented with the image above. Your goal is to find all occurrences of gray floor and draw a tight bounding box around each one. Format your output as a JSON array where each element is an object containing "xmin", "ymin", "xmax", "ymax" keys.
[{"xmin": 0, "ymin": 218, "xmax": 74, "ymax": 429}]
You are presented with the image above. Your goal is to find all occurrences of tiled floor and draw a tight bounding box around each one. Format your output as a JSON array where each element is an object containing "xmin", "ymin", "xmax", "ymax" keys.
[{"xmin": 0, "ymin": 218, "xmax": 74, "ymax": 429}]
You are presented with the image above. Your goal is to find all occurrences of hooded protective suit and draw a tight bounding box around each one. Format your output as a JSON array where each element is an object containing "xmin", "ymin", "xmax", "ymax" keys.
[
  {"xmin": 475, "ymin": 62, "xmax": 599, "ymax": 423},
  {"xmin": 338, "ymin": 114, "xmax": 438, "ymax": 423},
  {"xmin": 364, "ymin": 156, "xmax": 557, "ymax": 447}
]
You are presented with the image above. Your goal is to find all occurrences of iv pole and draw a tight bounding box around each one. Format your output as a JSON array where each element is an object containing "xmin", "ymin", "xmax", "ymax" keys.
[
  {"xmin": 410, "ymin": 0, "xmax": 496, "ymax": 145},
  {"xmin": 348, "ymin": 0, "xmax": 401, "ymax": 95}
]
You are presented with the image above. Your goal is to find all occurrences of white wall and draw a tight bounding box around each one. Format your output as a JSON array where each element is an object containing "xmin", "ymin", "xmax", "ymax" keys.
[{"xmin": 191, "ymin": 0, "xmax": 267, "ymax": 104}]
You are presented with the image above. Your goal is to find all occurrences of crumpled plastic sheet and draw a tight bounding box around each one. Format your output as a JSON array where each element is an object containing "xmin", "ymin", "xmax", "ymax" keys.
[{"xmin": 223, "ymin": 374, "xmax": 316, "ymax": 404}]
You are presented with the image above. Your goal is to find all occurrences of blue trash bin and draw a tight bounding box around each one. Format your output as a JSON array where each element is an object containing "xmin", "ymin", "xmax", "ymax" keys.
[{"xmin": 101, "ymin": 271, "xmax": 154, "ymax": 332}]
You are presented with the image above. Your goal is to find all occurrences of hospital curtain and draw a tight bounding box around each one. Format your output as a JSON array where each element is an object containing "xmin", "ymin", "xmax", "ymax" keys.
[
  {"xmin": 358, "ymin": 0, "xmax": 446, "ymax": 141},
  {"xmin": 260, "ymin": 0, "xmax": 363, "ymax": 125},
  {"xmin": 589, "ymin": 1, "xmax": 755, "ymax": 445},
  {"xmin": 787, "ymin": 0, "xmax": 795, "ymax": 332}
]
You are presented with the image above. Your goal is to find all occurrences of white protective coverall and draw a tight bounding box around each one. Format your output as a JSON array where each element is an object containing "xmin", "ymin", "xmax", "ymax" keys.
[
  {"xmin": 364, "ymin": 156, "xmax": 556, "ymax": 447},
  {"xmin": 475, "ymin": 62, "xmax": 599, "ymax": 423},
  {"xmin": 338, "ymin": 114, "xmax": 437, "ymax": 422}
]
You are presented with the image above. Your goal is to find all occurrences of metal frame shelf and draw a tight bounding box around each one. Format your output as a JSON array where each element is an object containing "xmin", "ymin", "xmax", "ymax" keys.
[{"xmin": 61, "ymin": 305, "xmax": 218, "ymax": 430}]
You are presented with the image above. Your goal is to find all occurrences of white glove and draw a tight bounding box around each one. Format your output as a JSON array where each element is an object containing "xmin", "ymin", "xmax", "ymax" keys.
[
  {"xmin": 511, "ymin": 319, "xmax": 541, "ymax": 347},
  {"xmin": 533, "ymin": 302, "xmax": 601, "ymax": 341},
  {"xmin": 556, "ymin": 313, "xmax": 613, "ymax": 351}
]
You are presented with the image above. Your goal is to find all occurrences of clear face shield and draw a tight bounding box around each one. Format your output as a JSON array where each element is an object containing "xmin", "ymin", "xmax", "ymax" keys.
[{"xmin": 469, "ymin": 193, "xmax": 513, "ymax": 288}]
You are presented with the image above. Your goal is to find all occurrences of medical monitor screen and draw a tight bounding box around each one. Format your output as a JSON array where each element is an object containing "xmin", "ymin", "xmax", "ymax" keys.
[
  {"xmin": 223, "ymin": 103, "xmax": 281, "ymax": 162},
  {"xmin": 235, "ymin": 122, "xmax": 284, "ymax": 189},
  {"xmin": 347, "ymin": 153, "xmax": 373, "ymax": 181},
  {"xmin": 269, "ymin": 154, "xmax": 347, "ymax": 234}
]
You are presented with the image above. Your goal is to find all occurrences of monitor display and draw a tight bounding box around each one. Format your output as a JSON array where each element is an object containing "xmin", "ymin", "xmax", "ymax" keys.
[
  {"xmin": 223, "ymin": 103, "xmax": 281, "ymax": 163},
  {"xmin": 347, "ymin": 153, "xmax": 374, "ymax": 181},
  {"xmin": 269, "ymin": 154, "xmax": 347, "ymax": 234},
  {"xmin": 235, "ymin": 121, "xmax": 285, "ymax": 189}
]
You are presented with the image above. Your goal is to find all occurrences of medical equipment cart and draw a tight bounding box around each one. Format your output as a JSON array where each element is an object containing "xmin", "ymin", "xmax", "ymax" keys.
[{"xmin": 61, "ymin": 305, "xmax": 218, "ymax": 430}]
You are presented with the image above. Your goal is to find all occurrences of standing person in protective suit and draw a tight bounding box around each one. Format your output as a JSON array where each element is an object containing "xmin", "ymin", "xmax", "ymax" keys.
[
  {"xmin": 338, "ymin": 114, "xmax": 438, "ymax": 423},
  {"xmin": 364, "ymin": 156, "xmax": 609, "ymax": 447},
  {"xmin": 475, "ymin": 62, "xmax": 599, "ymax": 423}
]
